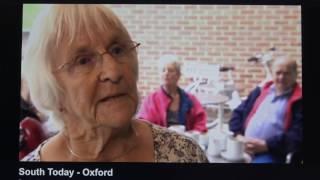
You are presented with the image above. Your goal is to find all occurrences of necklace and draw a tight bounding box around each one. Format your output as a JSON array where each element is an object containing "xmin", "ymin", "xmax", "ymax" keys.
[{"xmin": 64, "ymin": 125, "xmax": 139, "ymax": 161}]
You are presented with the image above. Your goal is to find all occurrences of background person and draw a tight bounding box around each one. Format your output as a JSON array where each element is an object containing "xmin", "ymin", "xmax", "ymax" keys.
[
  {"xmin": 229, "ymin": 56, "xmax": 302, "ymax": 163},
  {"xmin": 137, "ymin": 54, "xmax": 207, "ymax": 133}
]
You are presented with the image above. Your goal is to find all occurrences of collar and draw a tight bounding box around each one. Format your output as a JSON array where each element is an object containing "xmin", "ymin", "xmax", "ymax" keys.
[
  {"xmin": 269, "ymin": 84, "xmax": 293, "ymax": 101},
  {"xmin": 270, "ymin": 84, "xmax": 293, "ymax": 96},
  {"xmin": 161, "ymin": 86, "xmax": 180, "ymax": 99}
]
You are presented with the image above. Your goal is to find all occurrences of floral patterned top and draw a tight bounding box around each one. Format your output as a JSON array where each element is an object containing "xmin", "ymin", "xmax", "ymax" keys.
[{"xmin": 21, "ymin": 122, "xmax": 208, "ymax": 163}]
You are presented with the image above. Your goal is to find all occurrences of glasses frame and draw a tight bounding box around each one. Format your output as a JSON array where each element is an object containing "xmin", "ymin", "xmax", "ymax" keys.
[{"xmin": 53, "ymin": 41, "xmax": 141, "ymax": 74}]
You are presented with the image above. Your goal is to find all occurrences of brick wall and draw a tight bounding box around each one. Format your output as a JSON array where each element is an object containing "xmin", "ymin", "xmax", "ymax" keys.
[{"xmin": 107, "ymin": 4, "xmax": 302, "ymax": 102}]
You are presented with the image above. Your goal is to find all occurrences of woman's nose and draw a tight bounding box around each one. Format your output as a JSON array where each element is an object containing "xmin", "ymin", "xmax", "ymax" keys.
[
  {"xmin": 278, "ymin": 74, "xmax": 284, "ymax": 80},
  {"xmin": 98, "ymin": 54, "xmax": 122, "ymax": 83}
]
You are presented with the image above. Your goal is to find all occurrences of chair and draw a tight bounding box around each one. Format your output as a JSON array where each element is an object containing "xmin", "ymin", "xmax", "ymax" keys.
[
  {"xmin": 183, "ymin": 62, "xmax": 223, "ymax": 129},
  {"xmin": 183, "ymin": 62, "xmax": 221, "ymax": 95}
]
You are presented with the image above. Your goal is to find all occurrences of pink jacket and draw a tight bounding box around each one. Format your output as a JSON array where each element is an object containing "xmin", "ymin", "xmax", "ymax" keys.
[{"xmin": 137, "ymin": 87, "xmax": 207, "ymax": 132}]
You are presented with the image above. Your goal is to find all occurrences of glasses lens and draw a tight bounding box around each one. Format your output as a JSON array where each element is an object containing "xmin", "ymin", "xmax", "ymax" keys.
[
  {"xmin": 109, "ymin": 41, "xmax": 140, "ymax": 60},
  {"xmin": 57, "ymin": 41, "xmax": 140, "ymax": 74},
  {"xmin": 71, "ymin": 54, "xmax": 97, "ymax": 74}
]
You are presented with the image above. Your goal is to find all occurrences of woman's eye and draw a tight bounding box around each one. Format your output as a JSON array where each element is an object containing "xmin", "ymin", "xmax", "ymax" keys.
[
  {"xmin": 109, "ymin": 44, "xmax": 125, "ymax": 56},
  {"xmin": 75, "ymin": 56, "xmax": 94, "ymax": 65}
]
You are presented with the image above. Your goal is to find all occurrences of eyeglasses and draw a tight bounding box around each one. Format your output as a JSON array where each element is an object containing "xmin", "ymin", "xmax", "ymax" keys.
[{"xmin": 54, "ymin": 41, "xmax": 140, "ymax": 74}]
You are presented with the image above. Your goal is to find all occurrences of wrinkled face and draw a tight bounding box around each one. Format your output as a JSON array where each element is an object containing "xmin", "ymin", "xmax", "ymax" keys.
[
  {"xmin": 161, "ymin": 63, "xmax": 180, "ymax": 87},
  {"xmin": 272, "ymin": 61, "xmax": 296, "ymax": 93},
  {"xmin": 53, "ymin": 29, "xmax": 139, "ymax": 129}
]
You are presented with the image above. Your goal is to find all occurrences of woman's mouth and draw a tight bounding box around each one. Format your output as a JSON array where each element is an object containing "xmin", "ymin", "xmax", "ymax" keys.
[{"xmin": 99, "ymin": 93, "xmax": 127, "ymax": 103}]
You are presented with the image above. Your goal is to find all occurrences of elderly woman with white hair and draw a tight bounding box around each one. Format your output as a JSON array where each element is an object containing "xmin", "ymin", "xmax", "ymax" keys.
[
  {"xmin": 21, "ymin": 5, "xmax": 207, "ymax": 162},
  {"xmin": 137, "ymin": 55, "xmax": 208, "ymax": 133}
]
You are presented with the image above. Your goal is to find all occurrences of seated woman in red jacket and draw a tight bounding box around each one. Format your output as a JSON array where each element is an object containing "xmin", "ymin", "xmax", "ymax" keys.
[{"xmin": 137, "ymin": 55, "xmax": 207, "ymax": 133}]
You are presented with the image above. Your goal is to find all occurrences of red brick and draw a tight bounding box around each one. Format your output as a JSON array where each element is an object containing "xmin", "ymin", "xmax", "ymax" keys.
[
  {"xmin": 208, "ymin": 52, "xmax": 221, "ymax": 56},
  {"xmin": 250, "ymin": 26, "xmax": 262, "ymax": 30},
  {"xmin": 132, "ymin": 10, "xmax": 143, "ymax": 14},
  {"xmin": 283, "ymin": 26, "xmax": 296, "ymax": 31},
  {"xmin": 208, "ymin": 32, "xmax": 222, "ymax": 36},
  {"xmin": 177, "ymin": 52, "xmax": 189, "ymax": 56},
  {"xmin": 240, "ymin": 74, "xmax": 253, "ymax": 78},
  {"xmin": 208, "ymin": 20, "xmax": 222, "ymax": 25},
  {"xmin": 217, "ymin": 5, "xmax": 230, "ymax": 9},
  {"xmin": 240, "ymin": 21, "xmax": 254, "ymax": 25},
  {"xmin": 223, "ymin": 21, "xmax": 235, "ymax": 25},
  {"xmin": 248, "ymin": 15, "xmax": 263, "ymax": 19},
  {"xmin": 105, "ymin": 5, "xmax": 301, "ymax": 102},
  {"xmin": 224, "ymin": 42, "xmax": 237, "ymax": 47},
  {"xmin": 239, "ymin": 43, "xmax": 251, "ymax": 47},
  {"xmin": 232, "ymin": 37, "xmax": 245, "ymax": 41},
  {"xmin": 200, "ymin": 36, "xmax": 213, "ymax": 41},
  {"xmin": 217, "ymin": 37, "xmax": 229, "ymax": 41},
  {"xmin": 275, "ymin": 20, "xmax": 288, "ymax": 25},
  {"xmin": 232, "ymin": 16, "xmax": 245, "ymax": 20},
  {"xmin": 177, "ymin": 21, "xmax": 189, "ymax": 25},
  {"xmin": 208, "ymin": 42, "xmax": 222, "ymax": 46},
  {"xmin": 248, "ymin": 36, "xmax": 261, "ymax": 41},
  {"xmin": 232, "ymin": 48, "xmax": 244, "ymax": 52},
  {"xmin": 184, "ymin": 5, "xmax": 197, "ymax": 10},
  {"xmin": 284, "ymin": 15, "xmax": 299, "ymax": 19},
  {"xmin": 241, "ymin": 10, "xmax": 255, "ymax": 15},
  {"xmin": 216, "ymin": 16, "xmax": 228, "ymax": 20},
  {"xmin": 240, "ymin": 52, "xmax": 252, "ymax": 57},
  {"xmin": 184, "ymin": 26, "xmax": 197, "ymax": 30},
  {"xmin": 200, "ymin": 16, "xmax": 213, "ymax": 20},
  {"xmin": 291, "ymin": 32, "xmax": 301, "ymax": 36},
  {"xmin": 256, "ymin": 42, "xmax": 271, "ymax": 47},
  {"xmin": 169, "ymin": 26, "xmax": 181, "ymax": 30},
  {"xmin": 154, "ymin": 15, "xmax": 166, "ymax": 19},
  {"xmin": 265, "ymin": 37, "xmax": 278, "ymax": 41},
  {"xmin": 266, "ymin": 15, "xmax": 278, "ymax": 19},
  {"xmin": 249, "ymin": 80, "xmax": 260, "ymax": 84},
  {"xmin": 224, "ymin": 32, "xmax": 236, "ymax": 36},
  {"xmin": 185, "ymin": 16, "xmax": 198, "ymax": 20},
  {"xmin": 200, "ymin": 26, "xmax": 212, "ymax": 30},
  {"xmin": 264, "ymin": 26, "xmax": 279, "ymax": 31},
  {"xmin": 184, "ymin": 47, "xmax": 197, "ymax": 51},
  {"xmin": 225, "ymin": 52, "xmax": 237, "ymax": 57},
  {"xmin": 274, "ymin": 43, "xmax": 287, "ymax": 47},
  {"xmin": 141, "ymin": 25, "xmax": 151, "ymax": 29},
  {"xmin": 155, "ymin": 5, "xmax": 167, "ymax": 9},
  {"xmin": 275, "ymin": 10, "xmax": 290, "ymax": 14}
]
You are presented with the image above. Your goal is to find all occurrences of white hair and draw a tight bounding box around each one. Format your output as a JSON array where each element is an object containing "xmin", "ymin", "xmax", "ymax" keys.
[
  {"xmin": 22, "ymin": 4, "xmax": 130, "ymax": 130},
  {"xmin": 272, "ymin": 55, "xmax": 298, "ymax": 76},
  {"xmin": 158, "ymin": 54, "xmax": 182, "ymax": 75}
]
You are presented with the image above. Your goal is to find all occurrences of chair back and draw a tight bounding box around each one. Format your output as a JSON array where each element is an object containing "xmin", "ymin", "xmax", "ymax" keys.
[{"xmin": 183, "ymin": 62, "xmax": 222, "ymax": 95}]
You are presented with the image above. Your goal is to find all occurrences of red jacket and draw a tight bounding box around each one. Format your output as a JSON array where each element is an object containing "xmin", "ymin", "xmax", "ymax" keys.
[
  {"xmin": 137, "ymin": 87, "xmax": 207, "ymax": 132},
  {"xmin": 244, "ymin": 81, "xmax": 302, "ymax": 132}
]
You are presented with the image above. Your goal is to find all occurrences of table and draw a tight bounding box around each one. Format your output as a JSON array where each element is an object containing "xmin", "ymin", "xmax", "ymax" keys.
[
  {"xmin": 207, "ymin": 152, "xmax": 251, "ymax": 163},
  {"xmin": 195, "ymin": 93, "xmax": 229, "ymax": 106}
]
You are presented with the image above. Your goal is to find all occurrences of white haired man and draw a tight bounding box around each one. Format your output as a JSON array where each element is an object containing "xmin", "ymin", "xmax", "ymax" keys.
[{"xmin": 229, "ymin": 56, "xmax": 302, "ymax": 163}]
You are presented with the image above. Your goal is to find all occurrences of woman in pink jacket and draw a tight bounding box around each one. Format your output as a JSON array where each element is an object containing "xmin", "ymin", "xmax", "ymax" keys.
[{"xmin": 137, "ymin": 55, "xmax": 207, "ymax": 133}]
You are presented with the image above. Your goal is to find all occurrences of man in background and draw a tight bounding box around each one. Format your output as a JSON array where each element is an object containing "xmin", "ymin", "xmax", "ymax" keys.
[{"xmin": 229, "ymin": 56, "xmax": 302, "ymax": 163}]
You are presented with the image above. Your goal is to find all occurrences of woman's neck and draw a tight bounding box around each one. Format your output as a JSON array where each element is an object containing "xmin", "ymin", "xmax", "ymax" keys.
[
  {"xmin": 62, "ymin": 121, "xmax": 137, "ymax": 161},
  {"xmin": 163, "ymin": 85, "xmax": 179, "ymax": 97}
]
